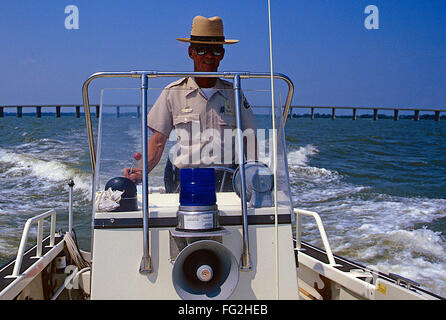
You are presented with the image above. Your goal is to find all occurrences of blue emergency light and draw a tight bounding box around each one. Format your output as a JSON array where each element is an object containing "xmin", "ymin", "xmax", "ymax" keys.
[{"xmin": 179, "ymin": 168, "xmax": 216, "ymax": 207}]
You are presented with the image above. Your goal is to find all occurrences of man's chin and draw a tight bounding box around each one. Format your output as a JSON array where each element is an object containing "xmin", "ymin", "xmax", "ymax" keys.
[{"xmin": 199, "ymin": 65, "xmax": 218, "ymax": 72}]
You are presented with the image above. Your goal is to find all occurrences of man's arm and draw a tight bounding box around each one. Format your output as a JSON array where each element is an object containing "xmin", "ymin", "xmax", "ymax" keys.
[{"xmin": 123, "ymin": 130, "xmax": 168, "ymax": 183}]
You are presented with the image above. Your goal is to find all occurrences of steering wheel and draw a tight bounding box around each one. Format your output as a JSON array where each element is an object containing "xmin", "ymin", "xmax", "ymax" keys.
[
  {"xmin": 164, "ymin": 159, "xmax": 237, "ymax": 193},
  {"xmin": 209, "ymin": 166, "xmax": 236, "ymax": 193}
]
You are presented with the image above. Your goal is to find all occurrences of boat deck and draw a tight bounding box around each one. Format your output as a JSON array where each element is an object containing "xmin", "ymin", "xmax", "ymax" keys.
[{"xmin": 0, "ymin": 235, "xmax": 64, "ymax": 294}]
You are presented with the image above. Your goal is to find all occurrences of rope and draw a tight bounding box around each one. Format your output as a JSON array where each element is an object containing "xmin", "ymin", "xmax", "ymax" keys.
[
  {"xmin": 267, "ymin": 0, "xmax": 280, "ymax": 300},
  {"xmin": 64, "ymin": 231, "xmax": 91, "ymax": 270}
]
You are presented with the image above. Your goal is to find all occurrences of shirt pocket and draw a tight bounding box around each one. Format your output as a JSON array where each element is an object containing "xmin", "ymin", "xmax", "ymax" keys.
[
  {"xmin": 173, "ymin": 113, "xmax": 200, "ymax": 127},
  {"xmin": 173, "ymin": 113, "xmax": 201, "ymax": 141}
]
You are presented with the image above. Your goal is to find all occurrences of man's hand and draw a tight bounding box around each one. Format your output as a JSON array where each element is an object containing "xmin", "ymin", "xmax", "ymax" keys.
[
  {"xmin": 123, "ymin": 167, "xmax": 142, "ymax": 184},
  {"xmin": 122, "ymin": 130, "xmax": 168, "ymax": 185}
]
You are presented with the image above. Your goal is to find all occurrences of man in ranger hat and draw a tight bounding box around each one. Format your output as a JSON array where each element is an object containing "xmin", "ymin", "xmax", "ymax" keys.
[{"xmin": 124, "ymin": 16, "xmax": 257, "ymax": 191}]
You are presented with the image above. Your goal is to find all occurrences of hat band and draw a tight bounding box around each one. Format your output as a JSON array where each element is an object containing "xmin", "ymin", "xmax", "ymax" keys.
[{"xmin": 190, "ymin": 35, "xmax": 225, "ymax": 43}]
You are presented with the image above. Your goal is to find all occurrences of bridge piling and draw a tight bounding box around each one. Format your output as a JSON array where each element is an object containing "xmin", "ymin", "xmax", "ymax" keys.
[{"xmin": 414, "ymin": 110, "xmax": 420, "ymax": 121}]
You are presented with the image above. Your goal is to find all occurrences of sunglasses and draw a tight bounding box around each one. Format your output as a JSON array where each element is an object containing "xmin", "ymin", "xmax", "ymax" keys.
[{"xmin": 193, "ymin": 46, "xmax": 224, "ymax": 56}]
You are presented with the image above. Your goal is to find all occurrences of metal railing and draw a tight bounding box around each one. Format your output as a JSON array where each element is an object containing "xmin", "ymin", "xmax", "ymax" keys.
[
  {"xmin": 82, "ymin": 70, "xmax": 295, "ymax": 274},
  {"xmin": 8, "ymin": 209, "xmax": 57, "ymax": 277},
  {"xmin": 81, "ymin": 71, "xmax": 294, "ymax": 173},
  {"xmin": 294, "ymin": 208, "xmax": 337, "ymax": 266}
]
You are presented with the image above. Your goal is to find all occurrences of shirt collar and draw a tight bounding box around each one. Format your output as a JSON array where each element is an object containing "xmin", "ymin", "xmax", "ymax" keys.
[{"xmin": 185, "ymin": 77, "xmax": 228, "ymax": 99}]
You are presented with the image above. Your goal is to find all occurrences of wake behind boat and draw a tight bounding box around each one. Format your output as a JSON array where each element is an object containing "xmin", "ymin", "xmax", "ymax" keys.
[{"xmin": 0, "ymin": 70, "xmax": 443, "ymax": 301}]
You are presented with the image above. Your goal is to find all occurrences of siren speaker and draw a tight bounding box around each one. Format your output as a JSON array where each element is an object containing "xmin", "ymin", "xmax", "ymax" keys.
[{"xmin": 172, "ymin": 240, "xmax": 239, "ymax": 300}]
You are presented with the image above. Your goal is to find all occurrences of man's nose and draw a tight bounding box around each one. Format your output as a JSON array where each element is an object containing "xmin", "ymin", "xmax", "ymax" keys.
[{"xmin": 204, "ymin": 50, "xmax": 217, "ymax": 58}]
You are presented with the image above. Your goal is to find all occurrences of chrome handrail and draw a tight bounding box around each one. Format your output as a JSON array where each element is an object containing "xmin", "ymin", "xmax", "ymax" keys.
[
  {"xmin": 8, "ymin": 209, "xmax": 57, "ymax": 277},
  {"xmin": 294, "ymin": 208, "xmax": 337, "ymax": 266},
  {"xmin": 233, "ymin": 74, "xmax": 250, "ymax": 270},
  {"xmin": 139, "ymin": 74, "xmax": 152, "ymax": 274},
  {"xmin": 81, "ymin": 71, "xmax": 294, "ymax": 174}
]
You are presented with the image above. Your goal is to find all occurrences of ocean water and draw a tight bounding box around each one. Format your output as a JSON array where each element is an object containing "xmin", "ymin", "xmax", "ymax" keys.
[{"xmin": 1, "ymin": 113, "xmax": 445, "ymax": 297}]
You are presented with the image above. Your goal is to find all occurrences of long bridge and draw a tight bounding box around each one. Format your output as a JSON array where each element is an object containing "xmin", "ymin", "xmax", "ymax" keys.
[
  {"xmin": 0, "ymin": 104, "xmax": 444, "ymax": 121},
  {"xmin": 287, "ymin": 105, "xmax": 445, "ymax": 121}
]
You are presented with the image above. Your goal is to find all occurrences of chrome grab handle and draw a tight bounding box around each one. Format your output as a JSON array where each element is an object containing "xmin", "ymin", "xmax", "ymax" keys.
[
  {"xmin": 294, "ymin": 208, "xmax": 337, "ymax": 266},
  {"xmin": 234, "ymin": 75, "xmax": 251, "ymax": 270},
  {"xmin": 8, "ymin": 209, "xmax": 57, "ymax": 277},
  {"xmin": 139, "ymin": 74, "xmax": 153, "ymax": 274},
  {"xmin": 389, "ymin": 273, "xmax": 420, "ymax": 289}
]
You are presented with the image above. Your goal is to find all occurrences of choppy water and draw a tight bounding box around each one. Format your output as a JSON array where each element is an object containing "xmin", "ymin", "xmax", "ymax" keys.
[{"xmin": 1, "ymin": 113, "xmax": 445, "ymax": 297}]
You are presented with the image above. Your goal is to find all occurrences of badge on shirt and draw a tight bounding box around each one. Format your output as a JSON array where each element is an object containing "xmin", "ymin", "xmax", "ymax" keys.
[{"xmin": 181, "ymin": 107, "xmax": 193, "ymax": 113}]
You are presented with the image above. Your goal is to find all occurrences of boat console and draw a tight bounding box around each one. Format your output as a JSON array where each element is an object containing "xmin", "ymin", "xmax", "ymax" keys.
[{"xmin": 85, "ymin": 71, "xmax": 298, "ymax": 299}]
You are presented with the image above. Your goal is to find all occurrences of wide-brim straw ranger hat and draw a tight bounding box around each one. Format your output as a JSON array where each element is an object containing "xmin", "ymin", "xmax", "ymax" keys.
[{"xmin": 176, "ymin": 16, "xmax": 239, "ymax": 45}]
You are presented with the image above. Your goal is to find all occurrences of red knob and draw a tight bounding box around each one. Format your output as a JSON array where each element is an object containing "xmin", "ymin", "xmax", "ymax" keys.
[{"xmin": 133, "ymin": 152, "xmax": 142, "ymax": 161}]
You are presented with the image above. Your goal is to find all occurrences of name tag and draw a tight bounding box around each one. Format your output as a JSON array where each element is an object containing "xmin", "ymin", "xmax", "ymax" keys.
[{"xmin": 181, "ymin": 107, "xmax": 193, "ymax": 113}]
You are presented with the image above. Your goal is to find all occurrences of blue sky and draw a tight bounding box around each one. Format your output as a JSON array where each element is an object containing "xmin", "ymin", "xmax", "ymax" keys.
[{"xmin": 0, "ymin": 0, "xmax": 445, "ymax": 110}]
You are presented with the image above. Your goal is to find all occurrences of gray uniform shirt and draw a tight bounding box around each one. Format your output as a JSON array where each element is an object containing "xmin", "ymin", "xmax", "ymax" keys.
[{"xmin": 147, "ymin": 77, "xmax": 256, "ymax": 168}]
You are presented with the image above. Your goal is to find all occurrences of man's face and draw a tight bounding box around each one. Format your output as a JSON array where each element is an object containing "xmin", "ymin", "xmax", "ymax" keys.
[{"xmin": 189, "ymin": 44, "xmax": 225, "ymax": 72}]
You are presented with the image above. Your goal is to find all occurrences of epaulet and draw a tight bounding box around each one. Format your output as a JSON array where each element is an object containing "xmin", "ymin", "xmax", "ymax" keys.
[{"xmin": 165, "ymin": 77, "xmax": 188, "ymax": 89}]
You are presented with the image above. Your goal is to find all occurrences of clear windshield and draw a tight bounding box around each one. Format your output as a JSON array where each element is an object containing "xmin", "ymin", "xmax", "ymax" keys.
[{"xmin": 94, "ymin": 77, "xmax": 292, "ymax": 212}]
